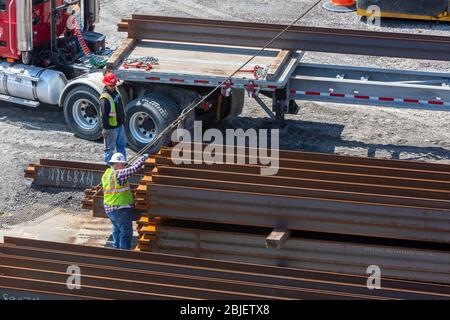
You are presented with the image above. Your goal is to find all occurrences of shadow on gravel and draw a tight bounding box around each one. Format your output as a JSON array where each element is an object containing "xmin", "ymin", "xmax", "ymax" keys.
[
  {"xmin": 222, "ymin": 117, "xmax": 450, "ymax": 162},
  {"xmin": 334, "ymin": 140, "xmax": 450, "ymax": 161},
  {"xmin": 0, "ymin": 102, "xmax": 71, "ymax": 133},
  {"xmin": 359, "ymin": 16, "xmax": 450, "ymax": 32}
]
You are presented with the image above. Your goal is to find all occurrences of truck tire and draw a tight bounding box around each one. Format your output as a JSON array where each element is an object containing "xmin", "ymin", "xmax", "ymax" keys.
[
  {"xmin": 63, "ymin": 84, "xmax": 102, "ymax": 141},
  {"xmin": 125, "ymin": 93, "xmax": 179, "ymax": 152}
]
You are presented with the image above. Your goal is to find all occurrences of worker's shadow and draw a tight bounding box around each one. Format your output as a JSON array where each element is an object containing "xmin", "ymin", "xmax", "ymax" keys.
[
  {"xmin": 104, "ymin": 235, "xmax": 139, "ymax": 250},
  {"xmin": 221, "ymin": 117, "xmax": 450, "ymax": 162}
]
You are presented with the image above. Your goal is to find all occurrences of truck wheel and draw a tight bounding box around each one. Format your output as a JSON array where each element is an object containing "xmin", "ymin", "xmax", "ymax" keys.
[
  {"xmin": 63, "ymin": 85, "xmax": 102, "ymax": 141},
  {"xmin": 125, "ymin": 94, "xmax": 179, "ymax": 152}
]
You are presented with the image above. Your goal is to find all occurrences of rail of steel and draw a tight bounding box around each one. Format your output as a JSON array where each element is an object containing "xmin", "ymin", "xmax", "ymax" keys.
[
  {"xmin": 127, "ymin": 144, "xmax": 450, "ymax": 244},
  {"xmin": 24, "ymin": 159, "xmax": 152, "ymax": 190},
  {"xmin": 139, "ymin": 220, "xmax": 450, "ymax": 284},
  {"xmin": 118, "ymin": 15, "xmax": 450, "ymax": 62},
  {"xmin": 113, "ymin": 15, "xmax": 450, "ymax": 112},
  {"xmin": 1, "ymin": 237, "xmax": 449, "ymax": 300}
]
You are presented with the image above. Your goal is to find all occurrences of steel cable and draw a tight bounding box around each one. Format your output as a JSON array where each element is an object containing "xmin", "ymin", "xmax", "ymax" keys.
[{"xmin": 92, "ymin": 1, "xmax": 321, "ymax": 196}]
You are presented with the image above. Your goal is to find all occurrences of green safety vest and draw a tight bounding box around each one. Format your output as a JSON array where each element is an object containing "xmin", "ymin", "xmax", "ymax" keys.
[
  {"xmin": 101, "ymin": 168, "xmax": 134, "ymax": 206},
  {"xmin": 100, "ymin": 91, "xmax": 125, "ymax": 127}
]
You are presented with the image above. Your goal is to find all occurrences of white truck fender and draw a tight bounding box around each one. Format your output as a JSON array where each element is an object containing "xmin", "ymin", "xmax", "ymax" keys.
[{"xmin": 58, "ymin": 72, "xmax": 104, "ymax": 107}]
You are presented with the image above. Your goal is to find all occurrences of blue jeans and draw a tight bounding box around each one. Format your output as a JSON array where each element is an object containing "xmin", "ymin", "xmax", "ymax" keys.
[
  {"xmin": 107, "ymin": 208, "xmax": 133, "ymax": 250},
  {"xmin": 104, "ymin": 125, "xmax": 127, "ymax": 164}
]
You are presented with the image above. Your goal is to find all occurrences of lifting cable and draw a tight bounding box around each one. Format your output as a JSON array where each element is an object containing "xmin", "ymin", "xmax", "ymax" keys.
[{"xmin": 92, "ymin": 0, "xmax": 321, "ymax": 196}]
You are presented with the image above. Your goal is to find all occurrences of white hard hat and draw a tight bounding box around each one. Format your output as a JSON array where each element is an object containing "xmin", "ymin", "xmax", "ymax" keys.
[{"xmin": 109, "ymin": 153, "xmax": 127, "ymax": 164}]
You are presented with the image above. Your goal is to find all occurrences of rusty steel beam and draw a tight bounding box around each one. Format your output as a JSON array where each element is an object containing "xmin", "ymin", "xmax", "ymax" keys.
[
  {"xmin": 25, "ymin": 159, "xmax": 151, "ymax": 189},
  {"xmin": 159, "ymin": 144, "xmax": 450, "ymax": 173},
  {"xmin": 1, "ymin": 237, "xmax": 449, "ymax": 300},
  {"xmin": 153, "ymin": 166, "xmax": 450, "ymax": 201},
  {"xmin": 158, "ymin": 146, "xmax": 450, "ymax": 182},
  {"xmin": 150, "ymin": 222, "xmax": 450, "ymax": 285},
  {"xmin": 78, "ymin": 144, "xmax": 450, "ymax": 242},
  {"xmin": 151, "ymin": 175, "xmax": 450, "ymax": 210},
  {"xmin": 154, "ymin": 157, "xmax": 450, "ymax": 191},
  {"xmin": 120, "ymin": 15, "xmax": 450, "ymax": 62},
  {"xmin": 134, "ymin": 145, "xmax": 450, "ymax": 244},
  {"xmin": 148, "ymin": 184, "xmax": 450, "ymax": 244}
]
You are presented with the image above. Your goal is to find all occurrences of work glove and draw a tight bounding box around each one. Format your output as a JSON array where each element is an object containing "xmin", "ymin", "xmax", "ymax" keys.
[{"xmin": 102, "ymin": 129, "xmax": 111, "ymax": 138}]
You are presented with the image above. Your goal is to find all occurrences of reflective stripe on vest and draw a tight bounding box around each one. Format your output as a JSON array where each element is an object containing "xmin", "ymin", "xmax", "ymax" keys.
[
  {"xmin": 100, "ymin": 91, "xmax": 125, "ymax": 127},
  {"xmin": 101, "ymin": 168, "xmax": 134, "ymax": 206}
]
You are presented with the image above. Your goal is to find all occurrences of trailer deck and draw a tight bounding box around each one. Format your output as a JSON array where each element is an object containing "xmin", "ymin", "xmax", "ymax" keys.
[
  {"xmin": 108, "ymin": 16, "xmax": 450, "ymax": 115},
  {"xmin": 110, "ymin": 39, "xmax": 302, "ymax": 91}
]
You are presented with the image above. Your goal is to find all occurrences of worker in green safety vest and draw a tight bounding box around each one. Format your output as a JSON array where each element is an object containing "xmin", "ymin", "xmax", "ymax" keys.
[
  {"xmin": 100, "ymin": 72, "xmax": 127, "ymax": 165},
  {"xmin": 102, "ymin": 152, "xmax": 148, "ymax": 250}
]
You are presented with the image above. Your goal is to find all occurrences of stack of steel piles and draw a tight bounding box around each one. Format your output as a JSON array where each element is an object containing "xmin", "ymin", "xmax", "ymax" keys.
[
  {"xmin": 125, "ymin": 144, "xmax": 450, "ymax": 284},
  {"xmin": 1, "ymin": 237, "xmax": 449, "ymax": 300},
  {"xmin": 32, "ymin": 144, "xmax": 449, "ymax": 285}
]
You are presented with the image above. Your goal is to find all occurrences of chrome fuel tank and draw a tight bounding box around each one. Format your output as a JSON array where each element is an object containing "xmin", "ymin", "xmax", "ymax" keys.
[{"xmin": 0, "ymin": 62, "xmax": 68, "ymax": 105}]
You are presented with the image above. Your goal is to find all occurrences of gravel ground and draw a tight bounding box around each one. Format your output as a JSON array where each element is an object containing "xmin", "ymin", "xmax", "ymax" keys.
[{"xmin": 1, "ymin": 0, "xmax": 449, "ymax": 226}]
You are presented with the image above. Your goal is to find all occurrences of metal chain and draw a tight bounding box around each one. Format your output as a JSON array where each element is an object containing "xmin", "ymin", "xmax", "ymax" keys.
[{"xmin": 124, "ymin": 56, "xmax": 160, "ymax": 65}]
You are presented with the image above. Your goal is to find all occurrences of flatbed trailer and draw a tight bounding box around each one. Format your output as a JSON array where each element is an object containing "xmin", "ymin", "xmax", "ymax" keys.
[
  {"xmin": 114, "ymin": 40, "xmax": 299, "ymax": 88},
  {"xmin": 105, "ymin": 39, "xmax": 302, "ymax": 150},
  {"xmin": 56, "ymin": 15, "xmax": 450, "ymax": 152}
]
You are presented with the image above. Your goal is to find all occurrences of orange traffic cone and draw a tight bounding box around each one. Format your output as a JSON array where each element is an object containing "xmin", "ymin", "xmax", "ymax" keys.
[{"xmin": 323, "ymin": 0, "xmax": 356, "ymax": 13}]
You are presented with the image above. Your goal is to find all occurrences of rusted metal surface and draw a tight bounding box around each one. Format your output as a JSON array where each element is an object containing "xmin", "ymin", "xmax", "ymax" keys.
[
  {"xmin": 37, "ymin": 144, "xmax": 448, "ymax": 293},
  {"xmin": 24, "ymin": 159, "xmax": 151, "ymax": 190},
  {"xmin": 118, "ymin": 15, "xmax": 450, "ymax": 62},
  {"xmin": 135, "ymin": 144, "xmax": 450, "ymax": 243},
  {"xmin": 1, "ymin": 237, "xmax": 449, "ymax": 300},
  {"xmin": 81, "ymin": 144, "xmax": 450, "ymax": 242},
  {"xmin": 148, "ymin": 186, "xmax": 450, "ymax": 243},
  {"xmin": 148, "ymin": 221, "xmax": 450, "ymax": 284},
  {"xmin": 0, "ymin": 288, "xmax": 94, "ymax": 300}
]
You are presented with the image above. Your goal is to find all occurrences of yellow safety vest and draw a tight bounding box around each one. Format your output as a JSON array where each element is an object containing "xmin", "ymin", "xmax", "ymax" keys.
[
  {"xmin": 101, "ymin": 168, "xmax": 134, "ymax": 206},
  {"xmin": 100, "ymin": 91, "xmax": 125, "ymax": 127}
]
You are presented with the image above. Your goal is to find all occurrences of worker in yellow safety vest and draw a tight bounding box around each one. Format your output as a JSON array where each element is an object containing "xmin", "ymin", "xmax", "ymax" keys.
[
  {"xmin": 100, "ymin": 72, "xmax": 127, "ymax": 165},
  {"xmin": 102, "ymin": 152, "xmax": 148, "ymax": 250}
]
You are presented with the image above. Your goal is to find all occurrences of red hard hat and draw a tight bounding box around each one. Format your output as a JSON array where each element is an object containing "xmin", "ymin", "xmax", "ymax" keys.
[{"xmin": 103, "ymin": 72, "xmax": 119, "ymax": 86}]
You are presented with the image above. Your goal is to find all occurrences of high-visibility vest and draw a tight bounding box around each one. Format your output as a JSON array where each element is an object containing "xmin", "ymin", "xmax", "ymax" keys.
[
  {"xmin": 100, "ymin": 91, "xmax": 125, "ymax": 127},
  {"xmin": 101, "ymin": 168, "xmax": 134, "ymax": 206}
]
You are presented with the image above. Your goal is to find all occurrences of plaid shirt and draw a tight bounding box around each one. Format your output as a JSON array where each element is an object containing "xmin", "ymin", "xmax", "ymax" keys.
[{"xmin": 104, "ymin": 156, "xmax": 146, "ymax": 215}]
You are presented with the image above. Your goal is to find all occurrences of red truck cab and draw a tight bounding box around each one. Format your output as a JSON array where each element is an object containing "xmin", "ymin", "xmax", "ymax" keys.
[{"xmin": 0, "ymin": 0, "xmax": 96, "ymax": 63}]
